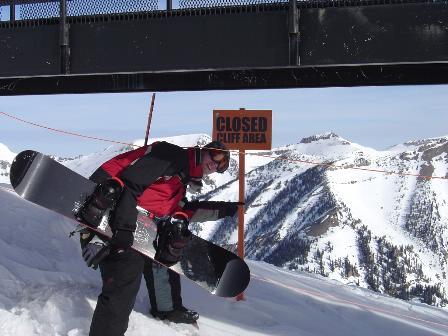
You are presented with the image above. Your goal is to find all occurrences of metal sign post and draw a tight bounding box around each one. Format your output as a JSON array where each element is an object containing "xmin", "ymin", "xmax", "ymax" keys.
[{"xmin": 212, "ymin": 108, "xmax": 272, "ymax": 301}]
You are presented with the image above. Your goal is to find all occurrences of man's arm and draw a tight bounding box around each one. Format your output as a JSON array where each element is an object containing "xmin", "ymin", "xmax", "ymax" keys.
[{"xmin": 183, "ymin": 200, "xmax": 241, "ymax": 223}]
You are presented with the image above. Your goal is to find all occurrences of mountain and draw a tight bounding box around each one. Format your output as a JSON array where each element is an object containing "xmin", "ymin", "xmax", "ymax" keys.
[
  {"xmin": 0, "ymin": 143, "xmax": 16, "ymax": 184},
  {"xmin": 1, "ymin": 133, "xmax": 448, "ymax": 307},
  {"xmin": 198, "ymin": 133, "xmax": 448, "ymax": 307},
  {"xmin": 1, "ymin": 184, "xmax": 448, "ymax": 335}
]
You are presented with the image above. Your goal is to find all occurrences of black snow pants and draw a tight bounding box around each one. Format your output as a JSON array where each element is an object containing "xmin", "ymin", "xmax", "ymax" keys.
[
  {"xmin": 89, "ymin": 250, "xmax": 183, "ymax": 336},
  {"xmin": 89, "ymin": 249, "xmax": 144, "ymax": 336}
]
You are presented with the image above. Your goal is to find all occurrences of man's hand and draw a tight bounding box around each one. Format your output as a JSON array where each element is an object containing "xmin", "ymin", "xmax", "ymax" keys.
[
  {"xmin": 82, "ymin": 241, "xmax": 110, "ymax": 269},
  {"xmin": 111, "ymin": 229, "xmax": 134, "ymax": 249},
  {"xmin": 218, "ymin": 202, "xmax": 244, "ymax": 217}
]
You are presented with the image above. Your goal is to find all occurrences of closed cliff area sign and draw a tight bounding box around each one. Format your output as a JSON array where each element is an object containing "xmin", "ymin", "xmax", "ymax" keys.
[{"xmin": 212, "ymin": 109, "xmax": 272, "ymax": 150}]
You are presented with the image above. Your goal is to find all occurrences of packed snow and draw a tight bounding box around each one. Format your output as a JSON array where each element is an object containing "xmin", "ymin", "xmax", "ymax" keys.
[{"xmin": 1, "ymin": 185, "xmax": 448, "ymax": 335}]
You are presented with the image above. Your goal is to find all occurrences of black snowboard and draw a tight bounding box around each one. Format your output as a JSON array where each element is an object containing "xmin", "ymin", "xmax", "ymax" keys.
[{"xmin": 9, "ymin": 150, "xmax": 250, "ymax": 298}]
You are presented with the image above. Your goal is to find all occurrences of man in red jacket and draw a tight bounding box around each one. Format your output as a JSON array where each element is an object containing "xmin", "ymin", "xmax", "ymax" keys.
[{"xmin": 79, "ymin": 140, "xmax": 239, "ymax": 336}]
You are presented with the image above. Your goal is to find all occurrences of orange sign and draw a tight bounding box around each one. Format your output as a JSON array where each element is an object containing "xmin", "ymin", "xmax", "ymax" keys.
[{"xmin": 212, "ymin": 109, "xmax": 272, "ymax": 150}]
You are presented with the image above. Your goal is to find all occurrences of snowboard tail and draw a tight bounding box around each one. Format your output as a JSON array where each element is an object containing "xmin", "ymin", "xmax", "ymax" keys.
[{"xmin": 10, "ymin": 150, "xmax": 250, "ymax": 298}]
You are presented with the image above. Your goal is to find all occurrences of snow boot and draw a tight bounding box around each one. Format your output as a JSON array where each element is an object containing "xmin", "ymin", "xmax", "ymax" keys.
[{"xmin": 151, "ymin": 306, "xmax": 199, "ymax": 324}]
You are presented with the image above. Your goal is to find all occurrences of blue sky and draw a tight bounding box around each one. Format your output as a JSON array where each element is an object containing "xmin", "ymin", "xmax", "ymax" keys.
[{"xmin": 0, "ymin": 85, "xmax": 447, "ymax": 157}]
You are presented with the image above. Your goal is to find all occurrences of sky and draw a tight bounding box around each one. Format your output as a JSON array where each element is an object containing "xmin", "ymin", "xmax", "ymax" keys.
[{"xmin": 0, "ymin": 85, "xmax": 447, "ymax": 157}]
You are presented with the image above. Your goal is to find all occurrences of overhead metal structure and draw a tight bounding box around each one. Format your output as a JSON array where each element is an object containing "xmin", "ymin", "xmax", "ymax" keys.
[{"xmin": 0, "ymin": 0, "xmax": 447, "ymax": 95}]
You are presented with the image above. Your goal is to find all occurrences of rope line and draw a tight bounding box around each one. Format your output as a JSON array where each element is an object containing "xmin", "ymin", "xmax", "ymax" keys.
[
  {"xmin": 243, "ymin": 151, "xmax": 448, "ymax": 180},
  {"xmin": 0, "ymin": 111, "xmax": 137, "ymax": 148},
  {"xmin": 1, "ymin": 111, "xmax": 447, "ymax": 180}
]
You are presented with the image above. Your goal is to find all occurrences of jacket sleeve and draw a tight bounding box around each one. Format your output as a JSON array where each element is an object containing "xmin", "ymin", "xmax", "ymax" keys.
[
  {"xmin": 89, "ymin": 167, "xmax": 112, "ymax": 184},
  {"xmin": 183, "ymin": 200, "xmax": 237, "ymax": 223},
  {"xmin": 111, "ymin": 143, "xmax": 188, "ymax": 232}
]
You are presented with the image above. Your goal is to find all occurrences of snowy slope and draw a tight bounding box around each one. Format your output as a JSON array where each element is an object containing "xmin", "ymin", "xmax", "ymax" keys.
[{"xmin": 1, "ymin": 186, "xmax": 448, "ymax": 336}]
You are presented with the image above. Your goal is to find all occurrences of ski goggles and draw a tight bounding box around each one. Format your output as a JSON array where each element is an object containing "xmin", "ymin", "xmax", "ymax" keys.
[{"xmin": 209, "ymin": 148, "xmax": 230, "ymax": 173}]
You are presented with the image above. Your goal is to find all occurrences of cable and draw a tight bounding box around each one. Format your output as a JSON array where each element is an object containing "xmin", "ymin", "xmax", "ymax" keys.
[{"xmin": 0, "ymin": 111, "xmax": 137, "ymax": 148}]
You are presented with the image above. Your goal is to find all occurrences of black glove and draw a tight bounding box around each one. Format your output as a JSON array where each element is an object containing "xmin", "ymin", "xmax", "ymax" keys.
[
  {"xmin": 218, "ymin": 202, "xmax": 243, "ymax": 218},
  {"xmin": 111, "ymin": 229, "xmax": 134, "ymax": 249},
  {"xmin": 82, "ymin": 241, "xmax": 110, "ymax": 269}
]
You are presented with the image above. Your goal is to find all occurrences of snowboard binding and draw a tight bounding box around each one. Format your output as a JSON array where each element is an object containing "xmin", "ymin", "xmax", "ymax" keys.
[
  {"xmin": 153, "ymin": 212, "xmax": 192, "ymax": 267},
  {"xmin": 76, "ymin": 177, "xmax": 124, "ymax": 228}
]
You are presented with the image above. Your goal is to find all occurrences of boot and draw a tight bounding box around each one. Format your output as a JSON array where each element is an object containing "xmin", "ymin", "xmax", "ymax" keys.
[
  {"xmin": 176, "ymin": 306, "xmax": 199, "ymax": 322},
  {"xmin": 151, "ymin": 306, "xmax": 199, "ymax": 324}
]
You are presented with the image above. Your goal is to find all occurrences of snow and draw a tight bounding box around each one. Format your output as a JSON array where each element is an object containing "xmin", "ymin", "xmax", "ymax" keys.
[
  {"xmin": 0, "ymin": 143, "xmax": 16, "ymax": 184},
  {"xmin": 0, "ymin": 143, "xmax": 16, "ymax": 162},
  {"xmin": 244, "ymin": 151, "xmax": 276, "ymax": 173},
  {"xmin": 1, "ymin": 186, "xmax": 448, "ymax": 336}
]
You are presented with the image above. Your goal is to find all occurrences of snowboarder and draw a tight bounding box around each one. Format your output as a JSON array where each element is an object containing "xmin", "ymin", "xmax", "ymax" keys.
[{"xmin": 79, "ymin": 140, "xmax": 240, "ymax": 336}]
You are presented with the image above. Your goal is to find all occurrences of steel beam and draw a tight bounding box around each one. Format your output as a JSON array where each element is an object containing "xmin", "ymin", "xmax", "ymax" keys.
[
  {"xmin": 0, "ymin": 1, "xmax": 446, "ymax": 95},
  {"xmin": 0, "ymin": 62, "xmax": 447, "ymax": 95}
]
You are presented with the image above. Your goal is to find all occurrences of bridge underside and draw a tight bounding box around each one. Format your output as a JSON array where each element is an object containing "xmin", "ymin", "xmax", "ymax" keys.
[{"xmin": 0, "ymin": 1, "xmax": 447, "ymax": 95}]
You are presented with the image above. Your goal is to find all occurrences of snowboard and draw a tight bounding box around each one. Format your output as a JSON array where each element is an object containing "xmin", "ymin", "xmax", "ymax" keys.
[{"xmin": 9, "ymin": 150, "xmax": 250, "ymax": 298}]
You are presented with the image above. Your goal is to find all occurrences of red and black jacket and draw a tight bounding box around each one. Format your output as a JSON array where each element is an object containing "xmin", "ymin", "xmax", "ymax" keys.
[{"xmin": 90, "ymin": 141, "xmax": 226, "ymax": 233}]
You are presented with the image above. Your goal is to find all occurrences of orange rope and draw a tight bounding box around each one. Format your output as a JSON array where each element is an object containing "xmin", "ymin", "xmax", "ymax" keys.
[
  {"xmin": 1, "ymin": 111, "xmax": 446, "ymax": 180},
  {"xmin": 0, "ymin": 111, "xmax": 137, "ymax": 148},
  {"xmin": 241, "ymin": 151, "xmax": 448, "ymax": 180}
]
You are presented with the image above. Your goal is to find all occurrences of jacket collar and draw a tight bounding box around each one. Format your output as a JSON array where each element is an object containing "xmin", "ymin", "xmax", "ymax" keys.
[{"xmin": 188, "ymin": 147, "xmax": 203, "ymax": 178}]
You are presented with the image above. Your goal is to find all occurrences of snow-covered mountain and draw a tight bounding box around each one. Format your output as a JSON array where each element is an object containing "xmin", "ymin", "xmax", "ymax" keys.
[
  {"xmin": 200, "ymin": 132, "xmax": 448, "ymax": 307},
  {"xmin": 1, "ymin": 184, "xmax": 448, "ymax": 336},
  {"xmin": 1, "ymin": 132, "xmax": 448, "ymax": 308},
  {"xmin": 0, "ymin": 143, "xmax": 15, "ymax": 184}
]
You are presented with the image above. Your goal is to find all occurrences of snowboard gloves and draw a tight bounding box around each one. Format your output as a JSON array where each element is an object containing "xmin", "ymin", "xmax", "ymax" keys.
[
  {"xmin": 154, "ymin": 213, "xmax": 192, "ymax": 267},
  {"xmin": 81, "ymin": 229, "xmax": 133, "ymax": 269},
  {"xmin": 217, "ymin": 202, "xmax": 243, "ymax": 218},
  {"xmin": 82, "ymin": 238, "xmax": 110, "ymax": 269},
  {"xmin": 183, "ymin": 201, "xmax": 243, "ymax": 218},
  {"xmin": 111, "ymin": 229, "xmax": 134, "ymax": 250}
]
